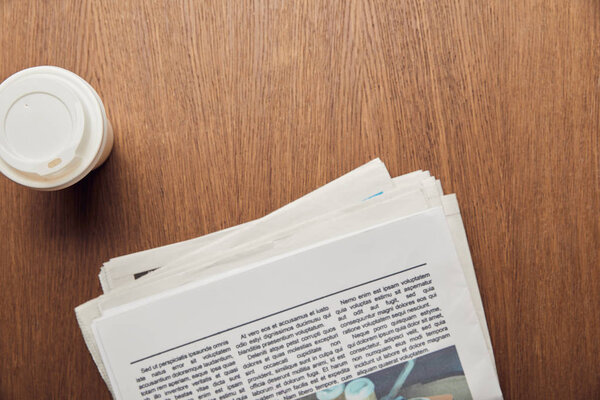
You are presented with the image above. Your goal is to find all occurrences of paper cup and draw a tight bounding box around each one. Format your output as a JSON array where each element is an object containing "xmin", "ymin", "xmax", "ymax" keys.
[{"xmin": 0, "ymin": 66, "xmax": 113, "ymax": 190}]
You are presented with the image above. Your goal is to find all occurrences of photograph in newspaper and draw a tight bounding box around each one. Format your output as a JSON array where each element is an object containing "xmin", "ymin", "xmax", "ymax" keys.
[{"xmin": 302, "ymin": 346, "xmax": 471, "ymax": 400}]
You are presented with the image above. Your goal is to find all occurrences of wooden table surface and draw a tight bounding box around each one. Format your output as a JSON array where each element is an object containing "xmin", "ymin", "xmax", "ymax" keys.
[{"xmin": 1, "ymin": 1, "xmax": 598, "ymax": 398}]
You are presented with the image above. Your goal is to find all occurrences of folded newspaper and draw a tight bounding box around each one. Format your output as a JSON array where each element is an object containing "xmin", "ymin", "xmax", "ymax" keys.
[{"xmin": 76, "ymin": 159, "xmax": 503, "ymax": 400}]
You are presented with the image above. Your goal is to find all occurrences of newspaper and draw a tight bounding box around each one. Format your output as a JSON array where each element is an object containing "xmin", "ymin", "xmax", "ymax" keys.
[
  {"xmin": 92, "ymin": 209, "xmax": 501, "ymax": 399},
  {"xmin": 76, "ymin": 160, "xmax": 502, "ymax": 399}
]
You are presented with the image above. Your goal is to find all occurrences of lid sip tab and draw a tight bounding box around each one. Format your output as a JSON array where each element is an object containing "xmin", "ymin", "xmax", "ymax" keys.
[{"xmin": 0, "ymin": 66, "xmax": 113, "ymax": 190}]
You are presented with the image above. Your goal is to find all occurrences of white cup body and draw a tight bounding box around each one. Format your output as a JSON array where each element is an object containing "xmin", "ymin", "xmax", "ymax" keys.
[{"xmin": 0, "ymin": 66, "xmax": 113, "ymax": 190}]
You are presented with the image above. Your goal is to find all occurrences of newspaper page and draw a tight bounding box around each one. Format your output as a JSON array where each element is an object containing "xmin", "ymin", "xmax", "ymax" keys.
[{"xmin": 92, "ymin": 208, "xmax": 502, "ymax": 400}]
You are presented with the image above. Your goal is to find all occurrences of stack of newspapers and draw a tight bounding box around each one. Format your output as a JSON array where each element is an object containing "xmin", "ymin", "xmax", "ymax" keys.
[{"xmin": 76, "ymin": 159, "xmax": 503, "ymax": 400}]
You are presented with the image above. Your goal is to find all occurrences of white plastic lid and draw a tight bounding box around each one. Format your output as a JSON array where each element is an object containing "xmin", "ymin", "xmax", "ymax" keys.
[{"xmin": 0, "ymin": 66, "xmax": 107, "ymax": 189}]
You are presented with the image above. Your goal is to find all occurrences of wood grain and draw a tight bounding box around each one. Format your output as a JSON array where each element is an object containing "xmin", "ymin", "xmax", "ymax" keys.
[{"xmin": 0, "ymin": 1, "xmax": 598, "ymax": 398}]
